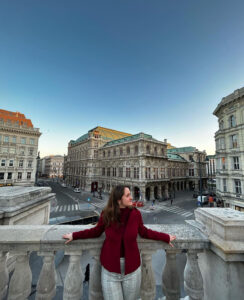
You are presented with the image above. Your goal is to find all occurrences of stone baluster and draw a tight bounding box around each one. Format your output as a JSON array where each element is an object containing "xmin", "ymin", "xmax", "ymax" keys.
[
  {"xmin": 63, "ymin": 251, "xmax": 83, "ymax": 300},
  {"xmin": 184, "ymin": 250, "xmax": 204, "ymax": 300},
  {"xmin": 140, "ymin": 250, "xmax": 156, "ymax": 300},
  {"xmin": 89, "ymin": 250, "xmax": 103, "ymax": 300},
  {"xmin": 8, "ymin": 252, "xmax": 32, "ymax": 300},
  {"xmin": 36, "ymin": 252, "xmax": 56, "ymax": 300},
  {"xmin": 0, "ymin": 252, "xmax": 9, "ymax": 300},
  {"xmin": 162, "ymin": 250, "xmax": 180, "ymax": 300}
]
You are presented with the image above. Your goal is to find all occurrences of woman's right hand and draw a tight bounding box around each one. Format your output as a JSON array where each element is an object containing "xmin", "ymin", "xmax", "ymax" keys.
[{"xmin": 62, "ymin": 233, "xmax": 73, "ymax": 244}]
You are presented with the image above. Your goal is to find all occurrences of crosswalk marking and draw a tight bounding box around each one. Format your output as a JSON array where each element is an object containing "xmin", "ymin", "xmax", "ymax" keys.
[
  {"xmin": 140, "ymin": 203, "xmax": 194, "ymax": 218},
  {"xmin": 54, "ymin": 204, "xmax": 80, "ymax": 213}
]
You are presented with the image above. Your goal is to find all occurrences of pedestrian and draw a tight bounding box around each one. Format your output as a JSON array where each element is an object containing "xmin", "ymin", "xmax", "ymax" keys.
[
  {"xmin": 170, "ymin": 197, "xmax": 173, "ymax": 206},
  {"xmin": 209, "ymin": 195, "xmax": 214, "ymax": 207},
  {"xmin": 152, "ymin": 199, "xmax": 155, "ymax": 206},
  {"xmin": 63, "ymin": 185, "xmax": 176, "ymax": 300}
]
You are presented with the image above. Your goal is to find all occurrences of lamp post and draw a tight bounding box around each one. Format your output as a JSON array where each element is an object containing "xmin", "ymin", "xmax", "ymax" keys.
[
  {"xmin": 35, "ymin": 151, "xmax": 40, "ymax": 185},
  {"xmin": 198, "ymin": 152, "xmax": 203, "ymax": 206}
]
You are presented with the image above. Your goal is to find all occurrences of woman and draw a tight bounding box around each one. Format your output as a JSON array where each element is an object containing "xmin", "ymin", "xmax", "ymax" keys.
[{"xmin": 63, "ymin": 185, "xmax": 176, "ymax": 300}]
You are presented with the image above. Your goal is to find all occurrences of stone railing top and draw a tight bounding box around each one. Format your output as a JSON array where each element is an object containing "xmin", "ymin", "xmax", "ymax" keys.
[
  {"xmin": 194, "ymin": 208, "xmax": 244, "ymax": 257},
  {"xmin": 0, "ymin": 186, "xmax": 53, "ymax": 209},
  {"xmin": 0, "ymin": 224, "xmax": 209, "ymax": 253}
]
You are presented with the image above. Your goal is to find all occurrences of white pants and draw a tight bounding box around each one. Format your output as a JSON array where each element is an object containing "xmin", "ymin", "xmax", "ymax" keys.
[{"xmin": 101, "ymin": 258, "xmax": 141, "ymax": 300}]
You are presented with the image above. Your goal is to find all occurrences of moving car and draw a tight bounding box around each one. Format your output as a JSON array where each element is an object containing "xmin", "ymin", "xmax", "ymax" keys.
[
  {"xmin": 197, "ymin": 195, "xmax": 208, "ymax": 205},
  {"xmin": 74, "ymin": 188, "xmax": 81, "ymax": 193}
]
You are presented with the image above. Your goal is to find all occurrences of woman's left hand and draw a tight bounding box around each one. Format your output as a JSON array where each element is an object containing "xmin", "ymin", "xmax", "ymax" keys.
[{"xmin": 169, "ymin": 235, "xmax": 176, "ymax": 247}]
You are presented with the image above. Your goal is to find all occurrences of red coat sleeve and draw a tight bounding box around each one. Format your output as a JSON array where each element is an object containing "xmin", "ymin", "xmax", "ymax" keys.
[
  {"xmin": 72, "ymin": 213, "xmax": 105, "ymax": 240},
  {"xmin": 137, "ymin": 210, "xmax": 170, "ymax": 243}
]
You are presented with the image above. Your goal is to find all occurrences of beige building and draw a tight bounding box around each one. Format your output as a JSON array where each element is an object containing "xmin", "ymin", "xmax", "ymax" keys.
[
  {"xmin": 0, "ymin": 109, "xmax": 41, "ymax": 186},
  {"xmin": 214, "ymin": 87, "xmax": 244, "ymax": 211},
  {"xmin": 65, "ymin": 127, "xmax": 207, "ymax": 201},
  {"xmin": 39, "ymin": 155, "xmax": 64, "ymax": 178}
]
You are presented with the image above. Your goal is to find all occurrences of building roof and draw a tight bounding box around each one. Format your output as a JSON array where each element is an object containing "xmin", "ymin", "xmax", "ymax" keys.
[
  {"xmin": 213, "ymin": 87, "xmax": 244, "ymax": 116},
  {"xmin": 0, "ymin": 109, "xmax": 33, "ymax": 128},
  {"xmin": 167, "ymin": 146, "xmax": 196, "ymax": 153},
  {"xmin": 103, "ymin": 132, "xmax": 155, "ymax": 147},
  {"xmin": 167, "ymin": 153, "xmax": 187, "ymax": 161},
  {"xmin": 70, "ymin": 126, "xmax": 132, "ymax": 145}
]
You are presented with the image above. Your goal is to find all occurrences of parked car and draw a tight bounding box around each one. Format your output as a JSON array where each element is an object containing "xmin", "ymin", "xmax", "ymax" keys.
[
  {"xmin": 193, "ymin": 190, "xmax": 209, "ymax": 198},
  {"xmin": 197, "ymin": 195, "xmax": 208, "ymax": 205},
  {"xmin": 74, "ymin": 188, "xmax": 81, "ymax": 193}
]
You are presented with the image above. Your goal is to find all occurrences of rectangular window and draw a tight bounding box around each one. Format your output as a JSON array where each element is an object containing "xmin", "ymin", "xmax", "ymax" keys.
[
  {"xmin": 2, "ymin": 147, "xmax": 8, "ymax": 153},
  {"xmin": 4, "ymin": 136, "xmax": 9, "ymax": 142},
  {"xmin": 220, "ymin": 138, "xmax": 225, "ymax": 149},
  {"xmin": 126, "ymin": 167, "xmax": 131, "ymax": 178},
  {"xmin": 161, "ymin": 168, "xmax": 165, "ymax": 178},
  {"xmin": 19, "ymin": 160, "xmax": 24, "ymax": 167},
  {"xmin": 21, "ymin": 137, "xmax": 26, "ymax": 144},
  {"xmin": 9, "ymin": 160, "xmax": 14, "ymax": 167},
  {"xmin": 7, "ymin": 172, "xmax": 12, "ymax": 179},
  {"xmin": 233, "ymin": 157, "xmax": 239, "ymax": 170},
  {"xmin": 102, "ymin": 168, "xmax": 105, "ymax": 176},
  {"xmin": 18, "ymin": 172, "xmax": 22, "ymax": 180},
  {"xmin": 113, "ymin": 168, "xmax": 117, "ymax": 177},
  {"xmin": 27, "ymin": 172, "xmax": 31, "ymax": 180},
  {"xmin": 119, "ymin": 167, "xmax": 123, "ymax": 177},
  {"xmin": 107, "ymin": 168, "xmax": 110, "ymax": 177},
  {"xmin": 20, "ymin": 148, "xmax": 25, "ymax": 155},
  {"xmin": 231, "ymin": 135, "xmax": 238, "ymax": 148},
  {"xmin": 146, "ymin": 167, "xmax": 151, "ymax": 179},
  {"xmin": 29, "ymin": 148, "xmax": 34, "ymax": 156},
  {"xmin": 9, "ymin": 148, "xmax": 15, "ymax": 154},
  {"xmin": 12, "ymin": 136, "xmax": 16, "ymax": 143},
  {"xmin": 189, "ymin": 169, "xmax": 194, "ymax": 176},
  {"xmin": 0, "ymin": 173, "xmax": 4, "ymax": 179},
  {"xmin": 234, "ymin": 179, "xmax": 241, "ymax": 194},
  {"xmin": 172, "ymin": 168, "xmax": 175, "ymax": 177},
  {"xmin": 134, "ymin": 167, "xmax": 139, "ymax": 179},
  {"xmin": 28, "ymin": 160, "xmax": 32, "ymax": 168},
  {"xmin": 221, "ymin": 157, "xmax": 226, "ymax": 170},
  {"xmin": 1, "ymin": 159, "xmax": 5, "ymax": 167},
  {"xmin": 223, "ymin": 179, "xmax": 227, "ymax": 192},
  {"xmin": 30, "ymin": 138, "xmax": 35, "ymax": 145},
  {"xmin": 154, "ymin": 168, "xmax": 158, "ymax": 179}
]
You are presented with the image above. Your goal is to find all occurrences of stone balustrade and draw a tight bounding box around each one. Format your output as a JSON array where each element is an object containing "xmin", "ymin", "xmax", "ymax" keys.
[
  {"xmin": 0, "ymin": 222, "xmax": 208, "ymax": 300},
  {"xmin": 1, "ymin": 208, "xmax": 244, "ymax": 300}
]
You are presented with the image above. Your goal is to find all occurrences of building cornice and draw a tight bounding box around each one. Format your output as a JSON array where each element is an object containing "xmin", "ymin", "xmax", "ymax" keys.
[{"xmin": 0, "ymin": 125, "xmax": 41, "ymax": 137}]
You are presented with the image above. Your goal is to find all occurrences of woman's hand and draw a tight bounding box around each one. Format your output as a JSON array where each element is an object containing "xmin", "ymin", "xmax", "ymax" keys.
[
  {"xmin": 62, "ymin": 233, "xmax": 73, "ymax": 244},
  {"xmin": 169, "ymin": 234, "xmax": 176, "ymax": 247}
]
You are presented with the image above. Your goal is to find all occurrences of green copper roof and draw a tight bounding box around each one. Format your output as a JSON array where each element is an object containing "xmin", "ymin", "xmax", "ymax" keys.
[
  {"xmin": 167, "ymin": 146, "xmax": 196, "ymax": 153},
  {"xmin": 104, "ymin": 132, "xmax": 154, "ymax": 146},
  {"xmin": 167, "ymin": 153, "xmax": 186, "ymax": 161},
  {"xmin": 70, "ymin": 133, "xmax": 89, "ymax": 145}
]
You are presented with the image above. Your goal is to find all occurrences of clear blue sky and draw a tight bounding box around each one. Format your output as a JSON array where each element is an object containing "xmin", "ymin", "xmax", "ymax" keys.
[{"xmin": 0, "ymin": 0, "xmax": 244, "ymax": 157}]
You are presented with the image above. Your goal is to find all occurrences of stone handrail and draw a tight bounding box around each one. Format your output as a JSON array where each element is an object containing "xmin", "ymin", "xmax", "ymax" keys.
[{"xmin": 0, "ymin": 223, "xmax": 209, "ymax": 300}]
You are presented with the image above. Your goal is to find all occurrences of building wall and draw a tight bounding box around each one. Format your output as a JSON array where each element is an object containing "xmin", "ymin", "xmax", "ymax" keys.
[
  {"xmin": 214, "ymin": 87, "xmax": 244, "ymax": 209},
  {"xmin": 0, "ymin": 110, "xmax": 41, "ymax": 186}
]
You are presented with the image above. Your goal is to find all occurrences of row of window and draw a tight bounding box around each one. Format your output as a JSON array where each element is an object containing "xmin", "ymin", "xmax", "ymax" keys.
[
  {"xmin": 0, "ymin": 135, "xmax": 35, "ymax": 145},
  {"xmin": 217, "ymin": 156, "xmax": 241, "ymax": 170},
  {"xmin": 0, "ymin": 172, "xmax": 32, "ymax": 180},
  {"xmin": 1, "ymin": 159, "xmax": 33, "ymax": 168},
  {"xmin": 102, "ymin": 167, "xmax": 140, "ymax": 179},
  {"xmin": 216, "ymin": 134, "xmax": 238, "ymax": 150},
  {"xmin": 0, "ymin": 147, "xmax": 35, "ymax": 155},
  {"xmin": 221, "ymin": 178, "xmax": 242, "ymax": 194},
  {"xmin": 102, "ymin": 145, "xmax": 165, "ymax": 158},
  {"xmin": 219, "ymin": 115, "xmax": 236, "ymax": 130}
]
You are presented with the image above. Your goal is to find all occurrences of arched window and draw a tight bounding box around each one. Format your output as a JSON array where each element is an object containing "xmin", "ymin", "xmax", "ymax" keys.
[
  {"xmin": 126, "ymin": 146, "xmax": 130, "ymax": 155},
  {"xmin": 219, "ymin": 120, "xmax": 224, "ymax": 130},
  {"xmin": 135, "ymin": 145, "xmax": 138, "ymax": 155},
  {"xmin": 154, "ymin": 147, "xmax": 157, "ymax": 155}
]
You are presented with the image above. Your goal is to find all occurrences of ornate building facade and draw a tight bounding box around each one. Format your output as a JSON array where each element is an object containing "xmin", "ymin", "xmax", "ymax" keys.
[
  {"xmin": 214, "ymin": 87, "xmax": 244, "ymax": 210},
  {"xmin": 0, "ymin": 109, "xmax": 41, "ymax": 186},
  {"xmin": 65, "ymin": 127, "xmax": 207, "ymax": 201},
  {"xmin": 39, "ymin": 155, "xmax": 64, "ymax": 178}
]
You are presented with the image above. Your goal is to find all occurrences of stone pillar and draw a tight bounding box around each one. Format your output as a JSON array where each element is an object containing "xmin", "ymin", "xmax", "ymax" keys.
[
  {"xmin": 63, "ymin": 251, "xmax": 83, "ymax": 300},
  {"xmin": 89, "ymin": 250, "xmax": 103, "ymax": 300},
  {"xmin": 184, "ymin": 250, "xmax": 204, "ymax": 300},
  {"xmin": 0, "ymin": 252, "xmax": 9, "ymax": 300},
  {"xmin": 140, "ymin": 186, "xmax": 146, "ymax": 202},
  {"xmin": 8, "ymin": 252, "xmax": 32, "ymax": 300},
  {"xmin": 141, "ymin": 251, "xmax": 155, "ymax": 300},
  {"xmin": 162, "ymin": 250, "xmax": 181, "ymax": 300},
  {"xmin": 193, "ymin": 208, "xmax": 244, "ymax": 300},
  {"xmin": 36, "ymin": 252, "xmax": 56, "ymax": 300},
  {"xmin": 165, "ymin": 183, "xmax": 169, "ymax": 199}
]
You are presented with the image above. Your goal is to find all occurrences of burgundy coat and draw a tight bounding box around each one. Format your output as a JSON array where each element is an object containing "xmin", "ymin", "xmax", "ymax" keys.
[{"xmin": 72, "ymin": 208, "xmax": 170, "ymax": 275}]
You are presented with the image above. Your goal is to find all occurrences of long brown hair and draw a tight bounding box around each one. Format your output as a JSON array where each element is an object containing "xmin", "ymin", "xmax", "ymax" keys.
[{"xmin": 102, "ymin": 185, "xmax": 132, "ymax": 227}]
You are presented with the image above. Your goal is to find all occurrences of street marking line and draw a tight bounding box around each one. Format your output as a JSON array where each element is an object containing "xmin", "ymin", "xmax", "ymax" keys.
[
  {"xmin": 59, "ymin": 206, "xmax": 63, "ymax": 212},
  {"xmin": 181, "ymin": 212, "xmax": 191, "ymax": 216},
  {"xmin": 184, "ymin": 212, "xmax": 193, "ymax": 217}
]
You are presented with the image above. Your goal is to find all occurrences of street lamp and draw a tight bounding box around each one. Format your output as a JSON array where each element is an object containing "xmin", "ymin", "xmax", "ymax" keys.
[
  {"xmin": 35, "ymin": 151, "xmax": 40, "ymax": 185},
  {"xmin": 198, "ymin": 152, "xmax": 203, "ymax": 206}
]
